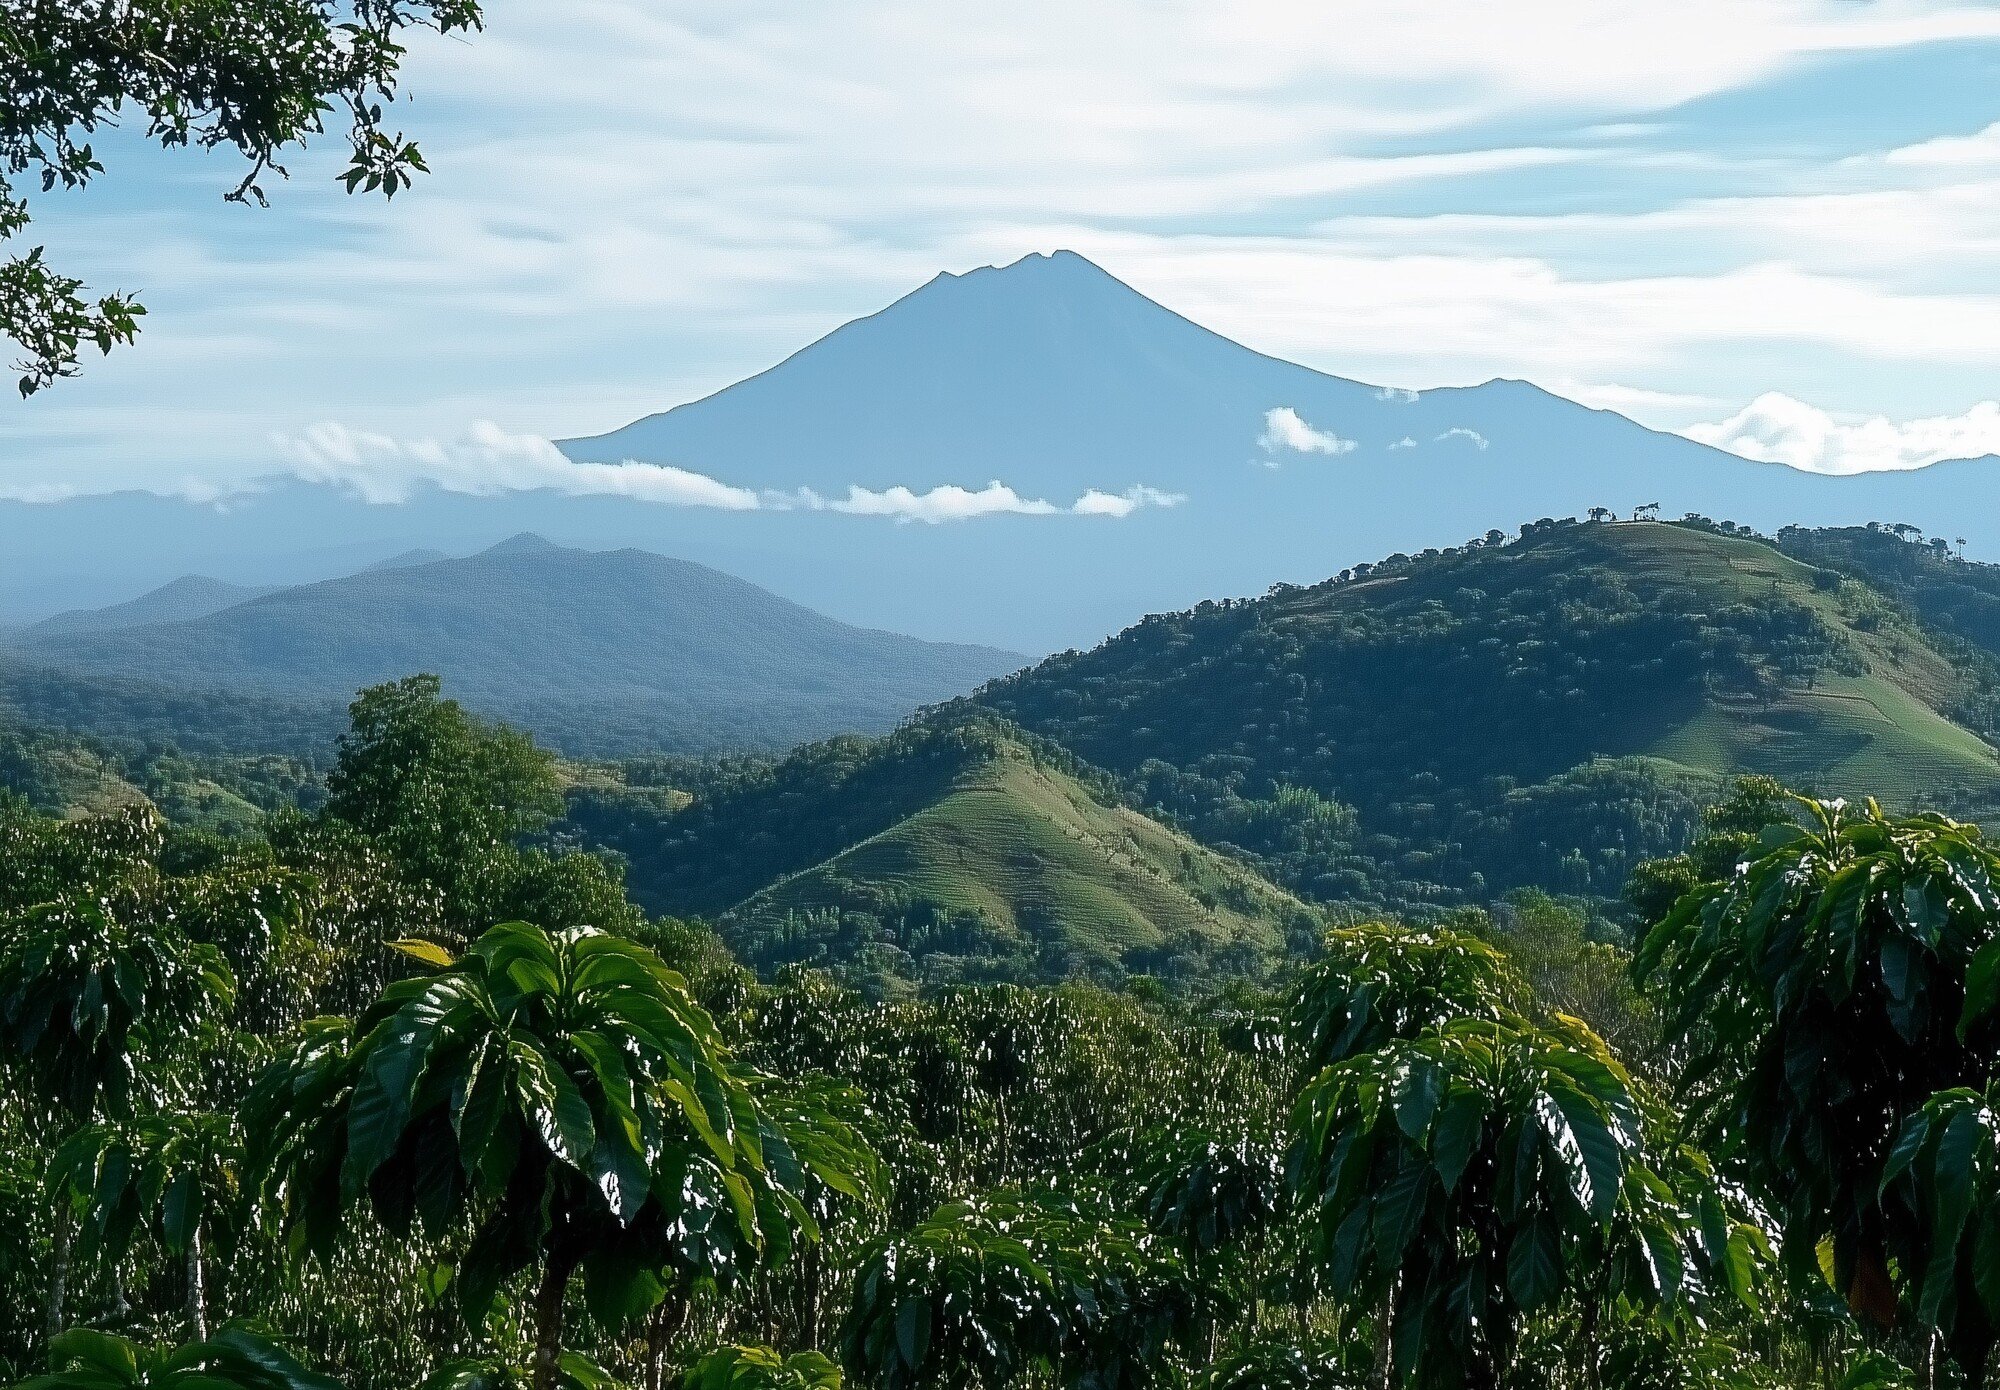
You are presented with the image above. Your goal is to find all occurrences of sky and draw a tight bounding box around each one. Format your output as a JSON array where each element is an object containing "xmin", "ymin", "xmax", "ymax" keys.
[{"xmin": 7, "ymin": 0, "xmax": 2000, "ymax": 498}]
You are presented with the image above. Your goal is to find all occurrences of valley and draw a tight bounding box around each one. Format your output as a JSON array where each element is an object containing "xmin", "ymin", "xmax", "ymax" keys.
[{"xmin": 11, "ymin": 514, "xmax": 2000, "ymax": 994}]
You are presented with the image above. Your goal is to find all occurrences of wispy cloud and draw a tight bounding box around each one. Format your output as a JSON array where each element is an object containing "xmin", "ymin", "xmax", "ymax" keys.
[
  {"xmin": 1258, "ymin": 406, "xmax": 1357, "ymax": 463},
  {"xmin": 1434, "ymin": 427, "xmax": 1490, "ymax": 449},
  {"xmin": 1686, "ymin": 392, "xmax": 2000, "ymax": 474},
  {"xmin": 1375, "ymin": 386, "xmax": 1419, "ymax": 403},
  {"xmin": 1072, "ymin": 485, "xmax": 1187, "ymax": 517}
]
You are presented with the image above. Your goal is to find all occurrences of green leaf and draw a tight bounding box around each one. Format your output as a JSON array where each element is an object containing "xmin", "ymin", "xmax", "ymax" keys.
[
  {"xmin": 509, "ymin": 1038, "xmax": 595, "ymax": 1170},
  {"xmin": 161, "ymin": 1169, "xmax": 200, "ymax": 1254},
  {"xmin": 1975, "ymin": 1204, "xmax": 2000, "ymax": 1319},
  {"xmin": 1536, "ymin": 1088, "xmax": 1622, "ymax": 1224},
  {"xmin": 390, "ymin": 938, "xmax": 457, "ymax": 969},
  {"xmin": 1961, "ymin": 938, "xmax": 2000, "ymax": 1037},
  {"xmin": 581, "ymin": 1240, "xmax": 666, "ymax": 1330},
  {"xmin": 895, "ymin": 1295, "xmax": 931, "ymax": 1372},
  {"xmin": 1428, "ymin": 1089, "xmax": 1484, "ymax": 1192},
  {"xmin": 1392, "ymin": 1056, "xmax": 1443, "ymax": 1139},
  {"xmin": 1506, "ymin": 1215, "xmax": 1561, "ymax": 1313},
  {"xmin": 1371, "ymin": 1154, "xmax": 1431, "ymax": 1262}
]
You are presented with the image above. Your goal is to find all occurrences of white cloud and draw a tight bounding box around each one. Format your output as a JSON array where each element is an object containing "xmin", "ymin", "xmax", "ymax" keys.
[
  {"xmin": 787, "ymin": 480, "xmax": 1184, "ymax": 523},
  {"xmin": 1072, "ymin": 485, "xmax": 1188, "ymax": 517},
  {"xmin": 1258, "ymin": 406, "xmax": 1357, "ymax": 462},
  {"xmin": 49, "ymin": 417, "xmax": 1197, "ymax": 523},
  {"xmin": 1435, "ymin": 427, "xmax": 1490, "ymax": 449},
  {"xmin": 1375, "ymin": 386, "xmax": 1420, "ymax": 403},
  {"xmin": 279, "ymin": 420, "xmax": 763, "ymax": 508},
  {"xmin": 1882, "ymin": 121, "xmax": 2000, "ymax": 170},
  {"xmin": 1388, "ymin": 437, "xmax": 1418, "ymax": 450},
  {"xmin": 1686, "ymin": 392, "xmax": 2000, "ymax": 474}
]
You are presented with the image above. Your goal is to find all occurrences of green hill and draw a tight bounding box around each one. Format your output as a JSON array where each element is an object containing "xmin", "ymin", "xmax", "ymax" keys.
[
  {"xmin": 563, "ymin": 718, "xmax": 1318, "ymax": 996},
  {"xmin": 12, "ymin": 535, "xmax": 1024, "ymax": 757},
  {"xmin": 962, "ymin": 519, "xmax": 2000, "ymax": 918}
]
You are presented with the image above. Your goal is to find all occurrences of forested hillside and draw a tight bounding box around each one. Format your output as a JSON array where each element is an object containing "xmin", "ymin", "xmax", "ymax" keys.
[
  {"xmin": 965, "ymin": 518, "xmax": 2000, "ymax": 918},
  {"xmin": 563, "ymin": 718, "xmax": 1319, "ymax": 995}
]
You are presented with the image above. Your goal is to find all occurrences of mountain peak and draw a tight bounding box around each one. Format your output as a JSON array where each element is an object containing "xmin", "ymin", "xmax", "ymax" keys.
[
  {"xmin": 921, "ymin": 248, "xmax": 1133, "ymax": 303},
  {"xmin": 482, "ymin": 532, "xmax": 561, "ymax": 557}
]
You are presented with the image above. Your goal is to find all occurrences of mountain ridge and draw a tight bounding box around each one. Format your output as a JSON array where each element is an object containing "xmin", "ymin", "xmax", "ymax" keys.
[
  {"xmin": 9, "ymin": 252, "xmax": 2000, "ymax": 651},
  {"xmin": 12, "ymin": 537, "xmax": 1024, "ymax": 756}
]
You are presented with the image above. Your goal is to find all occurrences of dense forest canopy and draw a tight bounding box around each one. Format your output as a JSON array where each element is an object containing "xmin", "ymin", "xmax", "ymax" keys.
[{"xmin": 4, "ymin": 673, "xmax": 2000, "ymax": 1390}]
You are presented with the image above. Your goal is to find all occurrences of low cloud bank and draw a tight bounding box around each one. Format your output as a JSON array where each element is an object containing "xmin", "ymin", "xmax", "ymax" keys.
[
  {"xmin": 276, "ymin": 422, "xmax": 1184, "ymax": 522},
  {"xmin": 1686, "ymin": 393, "xmax": 2000, "ymax": 475}
]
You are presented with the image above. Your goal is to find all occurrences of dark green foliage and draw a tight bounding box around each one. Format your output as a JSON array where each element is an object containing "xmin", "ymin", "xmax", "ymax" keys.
[
  {"xmin": 1185, "ymin": 1338, "xmax": 1355, "ymax": 1390},
  {"xmin": 244, "ymin": 919, "xmax": 869, "ymax": 1390},
  {"xmin": 0, "ymin": 653, "xmax": 344, "ymax": 760},
  {"xmin": 417, "ymin": 1353, "xmax": 629, "ymax": 1390},
  {"xmin": 1286, "ymin": 1012, "xmax": 1737, "ymax": 1388},
  {"xmin": 0, "ymin": 814, "xmax": 236, "ymax": 1123},
  {"xmin": 841, "ymin": 1191, "xmax": 1202, "ymax": 1390},
  {"xmin": 1775, "ymin": 525, "xmax": 2000, "ymax": 698},
  {"xmin": 14, "ymin": 1327, "xmax": 339, "ymax": 1390},
  {"xmin": 1638, "ymin": 797, "xmax": 2000, "ymax": 1375},
  {"xmin": 326, "ymin": 677, "xmax": 560, "ymax": 919},
  {"xmin": 1287, "ymin": 923, "xmax": 1514, "ymax": 1068},
  {"xmin": 683, "ymin": 1346, "xmax": 842, "ymax": 1390},
  {"xmin": 1876, "ymin": 1087, "xmax": 2000, "ymax": 1376},
  {"xmin": 49, "ymin": 1111, "xmax": 240, "ymax": 1267},
  {"xmin": 1623, "ymin": 776, "xmax": 1798, "ymax": 925}
]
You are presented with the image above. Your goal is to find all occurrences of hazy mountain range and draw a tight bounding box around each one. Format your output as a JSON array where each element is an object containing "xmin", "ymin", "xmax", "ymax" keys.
[
  {"xmin": 8, "ymin": 251, "xmax": 2000, "ymax": 652},
  {"xmin": 6, "ymin": 535, "xmax": 1021, "ymax": 756}
]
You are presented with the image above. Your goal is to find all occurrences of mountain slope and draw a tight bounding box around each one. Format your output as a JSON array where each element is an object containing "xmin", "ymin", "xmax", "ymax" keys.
[
  {"xmin": 961, "ymin": 520, "xmax": 2000, "ymax": 915},
  {"xmin": 15, "ymin": 536, "xmax": 1023, "ymax": 756},
  {"xmin": 564, "ymin": 719, "xmax": 1317, "ymax": 995},
  {"xmin": 30, "ymin": 575, "xmax": 278, "ymax": 637},
  {"xmin": 13, "ymin": 253, "xmax": 2000, "ymax": 653}
]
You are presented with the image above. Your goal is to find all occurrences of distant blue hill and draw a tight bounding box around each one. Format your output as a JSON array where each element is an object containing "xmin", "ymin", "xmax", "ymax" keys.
[
  {"xmin": 15, "ymin": 536, "xmax": 1023, "ymax": 757},
  {"xmin": 27, "ymin": 574, "xmax": 278, "ymax": 637},
  {"xmin": 5, "ymin": 251, "xmax": 2000, "ymax": 652}
]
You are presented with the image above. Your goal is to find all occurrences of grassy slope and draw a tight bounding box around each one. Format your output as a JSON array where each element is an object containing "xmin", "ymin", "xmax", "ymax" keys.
[
  {"xmin": 726, "ymin": 744, "xmax": 1305, "ymax": 975},
  {"xmin": 1600, "ymin": 524, "xmax": 1999, "ymax": 801}
]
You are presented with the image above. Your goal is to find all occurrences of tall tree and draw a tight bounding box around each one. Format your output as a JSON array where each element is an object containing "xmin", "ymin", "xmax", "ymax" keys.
[{"xmin": 324, "ymin": 677, "xmax": 561, "ymax": 929}]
